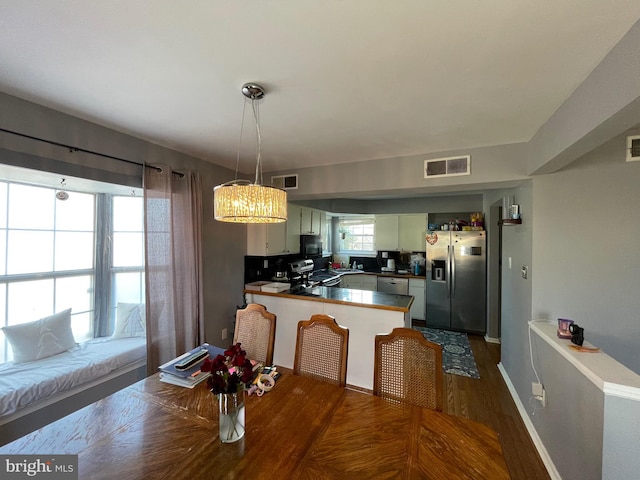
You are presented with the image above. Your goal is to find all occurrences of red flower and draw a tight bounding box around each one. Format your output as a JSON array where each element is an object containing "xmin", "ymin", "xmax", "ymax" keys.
[{"xmin": 206, "ymin": 343, "xmax": 254, "ymax": 394}]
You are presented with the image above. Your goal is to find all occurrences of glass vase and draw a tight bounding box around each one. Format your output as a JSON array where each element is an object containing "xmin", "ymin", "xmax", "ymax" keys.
[{"xmin": 217, "ymin": 385, "xmax": 245, "ymax": 443}]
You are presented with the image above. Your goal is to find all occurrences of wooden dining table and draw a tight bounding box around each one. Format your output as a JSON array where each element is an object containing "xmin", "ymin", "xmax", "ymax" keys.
[{"xmin": 1, "ymin": 368, "xmax": 510, "ymax": 479}]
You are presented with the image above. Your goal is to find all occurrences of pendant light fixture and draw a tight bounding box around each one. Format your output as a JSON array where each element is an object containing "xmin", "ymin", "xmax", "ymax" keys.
[{"xmin": 213, "ymin": 83, "xmax": 287, "ymax": 223}]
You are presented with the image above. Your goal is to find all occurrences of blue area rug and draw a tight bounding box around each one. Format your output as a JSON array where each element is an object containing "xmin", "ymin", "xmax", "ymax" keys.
[{"xmin": 414, "ymin": 327, "xmax": 480, "ymax": 379}]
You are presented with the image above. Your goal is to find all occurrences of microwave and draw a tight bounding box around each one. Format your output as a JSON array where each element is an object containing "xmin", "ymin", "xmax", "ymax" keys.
[{"xmin": 300, "ymin": 235, "xmax": 322, "ymax": 258}]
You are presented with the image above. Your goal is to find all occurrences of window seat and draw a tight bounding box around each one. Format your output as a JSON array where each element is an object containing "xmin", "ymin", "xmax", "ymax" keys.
[{"xmin": 0, "ymin": 337, "xmax": 146, "ymax": 444}]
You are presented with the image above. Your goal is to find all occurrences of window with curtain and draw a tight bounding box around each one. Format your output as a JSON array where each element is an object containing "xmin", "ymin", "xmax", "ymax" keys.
[
  {"xmin": 337, "ymin": 216, "xmax": 375, "ymax": 254},
  {"xmin": 322, "ymin": 214, "xmax": 333, "ymax": 255},
  {"xmin": 0, "ymin": 170, "xmax": 145, "ymax": 364}
]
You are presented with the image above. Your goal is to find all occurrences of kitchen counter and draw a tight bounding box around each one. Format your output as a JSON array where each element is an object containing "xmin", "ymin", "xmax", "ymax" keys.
[
  {"xmin": 245, "ymin": 285, "xmax": 413, "ymax": 390},
  {"xmin": 246, "ymin": 285, "xmax": 413, "ymax": 312},
  {"xmin": 329, "ymin": 268, "xmax": 426, "ymax": 279}
]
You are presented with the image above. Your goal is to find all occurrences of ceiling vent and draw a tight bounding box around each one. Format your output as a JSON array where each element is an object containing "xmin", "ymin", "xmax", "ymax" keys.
[
  {"xmin": 424, "ymin": 155, "xmax": 471, "ymax": 178},
  {"xmin": 627, "ymin": 135, "xmax": 640, "ymax": 162},
  {"xmin": 271, "ymin": 174, "xmax": 298, "ymax": 190}
]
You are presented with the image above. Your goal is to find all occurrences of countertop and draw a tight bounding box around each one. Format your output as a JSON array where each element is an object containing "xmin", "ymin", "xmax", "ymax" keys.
[
  {"xmin": 246, "ymin": 285, "xmax": 414, "ymax": 312},
  {"xmin": 333, "ymin": 268, "xmax": 426, "ymax": 279}
]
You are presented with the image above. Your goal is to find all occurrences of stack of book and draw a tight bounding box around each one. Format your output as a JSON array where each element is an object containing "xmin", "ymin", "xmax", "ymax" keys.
[{"xmin": 158, "ymin": 343, "xmax": 224, "ymax": 388}]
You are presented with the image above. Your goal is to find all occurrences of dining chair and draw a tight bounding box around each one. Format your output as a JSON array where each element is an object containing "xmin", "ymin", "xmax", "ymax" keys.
[
  {"xmin": 233, "ymin": 303, "xmax": 276, "ymax": 365},
  {"xmin": 373, "ymin": 327, "xmax": 444, "ymax": 411},
  {"xmin": 293, "ymin": 314, "xmax": 349, "ymax": 386}
]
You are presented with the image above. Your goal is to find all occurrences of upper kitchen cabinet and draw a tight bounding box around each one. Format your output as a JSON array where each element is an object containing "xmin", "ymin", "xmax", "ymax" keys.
[
  {"xmin": 286, "ymin": 204, "xmax": 302, "ymax": 254},
  {"xmin": 247, "ymin": 222, "xmax": 287, "ymax": 255},
  {"xmin": 375, "ymin": 215, "xmax": 399, "ymax": 250},
  {"xmin": 375, "ymin": 214, "xmax": 426, "ymax": 252},
  {"xmin": 300, "ymin": 207, "xmax": 323, "ymax": 235},
  {"xmin": 399, "ymin": 214, "xmax": 427, "ymax": 251},
  {"xmin": 247, "ymin": 203, "xmax": 302, "ymax": 256}
]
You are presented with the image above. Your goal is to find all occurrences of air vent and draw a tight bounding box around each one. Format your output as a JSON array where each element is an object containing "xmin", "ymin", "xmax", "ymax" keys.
[
  {"xmin": 271, "ymin": 174, "xmax": 298, "ymax": 190},
  {"xmin": 424, "ymin": 155, "xmax": 471, "ymax": 178},
  {"xmin": 627, "ymin": 135, "xmax": 640, "ymax": 162}
]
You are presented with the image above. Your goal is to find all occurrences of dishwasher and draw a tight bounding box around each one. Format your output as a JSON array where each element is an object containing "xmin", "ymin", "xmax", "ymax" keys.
[{"xmin": 377, "ymin": 276, "xmax": 409, "ymax": 295}]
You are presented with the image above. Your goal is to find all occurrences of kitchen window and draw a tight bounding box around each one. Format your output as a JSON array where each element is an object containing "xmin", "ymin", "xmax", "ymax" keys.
[
  {"xmin": 0, "ymin": 171, "xmax": 145, "ymax": 363},
  {"xmin": 337, "ymin": 216, "xmax": 375, "ymax": 254}
]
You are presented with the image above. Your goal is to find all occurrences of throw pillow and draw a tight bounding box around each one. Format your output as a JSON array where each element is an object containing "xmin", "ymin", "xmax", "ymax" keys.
[
  {"xmin": 112, "ymin": 303, "xmax": 146, "ymax": 339},
  {"xmin": 1, "ymin": 308, "xmax": 76, "ymax": 363}
]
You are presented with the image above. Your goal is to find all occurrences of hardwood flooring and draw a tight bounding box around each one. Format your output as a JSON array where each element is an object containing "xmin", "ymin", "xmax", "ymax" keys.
[{"xmin": 444, "ymin": 334, "xmax": 551, "ymax": 480}]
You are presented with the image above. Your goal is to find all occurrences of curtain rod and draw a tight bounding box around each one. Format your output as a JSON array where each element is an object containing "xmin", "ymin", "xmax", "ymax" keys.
[{"xmin": 0, "ymin": 127, "xmax": 184, "ymax": 177}]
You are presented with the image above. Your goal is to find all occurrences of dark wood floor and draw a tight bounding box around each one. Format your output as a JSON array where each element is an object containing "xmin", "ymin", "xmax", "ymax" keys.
[{"xmin": 444, "ymin": 334, "xmax": 550, "ymax": 480}]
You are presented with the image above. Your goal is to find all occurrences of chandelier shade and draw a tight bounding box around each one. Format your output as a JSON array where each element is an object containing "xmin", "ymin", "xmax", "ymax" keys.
[
  {"xmin": 213, "ymin": 83, "xmax": 288, "ymax": 224},
  {"xmin": 214, "ymin": 180, "xmax": 287, "ymax": 223}
]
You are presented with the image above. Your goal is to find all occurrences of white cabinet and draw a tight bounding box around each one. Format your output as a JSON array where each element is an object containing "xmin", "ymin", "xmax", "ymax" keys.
[
  {"xmin": 361, "ymin": 275, "xmax": 377, "ymax": 291},
  {"xmin": 340, "ymin": 274, "xmax": 377, "ymax": 291},
  {"xmin": 409, "ymin": 278, "xmax": 425, "ymax": 320},
  {"xmin": 399, "ymin": 214, "xmax": 426, "ymax": 251},
  {"xmin": 340, "ymin": 274, "xmax": 361, "ymax": 289},
  {"xmin": 300, "ymin": 207, "xmax": 322, "ymax": 235},
  {"xmin": 286, "ymin": 204, "xmax": 301, "ymax": 254},
  {"xmin": 376, "ymin": 214, "xmax": 426, "ymax": 252},
  {"xmin": 247, "ymin": 222, "xmax": 286, "ymax": 255},
  {"xmin": 375, "ymin": 215, "xmax": 399, "ymax": 250},
  {"xmin": 247, "ymin": 203, "xmax": 301, "ymax": 256}
]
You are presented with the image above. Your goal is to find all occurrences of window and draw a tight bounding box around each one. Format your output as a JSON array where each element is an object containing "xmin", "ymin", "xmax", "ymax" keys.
[
  {"xmin": 0, "ymin": 171, "xmax": 144, "ymax": 363},
  {"xmin": 322, "ymin": 214, "xmax": 332, "ymax": 255},
  {"xmin": 337, "ymin": 216, "xmax": 375, "ymax": 254}
]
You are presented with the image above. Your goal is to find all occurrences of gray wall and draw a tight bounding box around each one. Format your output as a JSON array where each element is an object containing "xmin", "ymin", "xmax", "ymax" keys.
[
  {"xmin": 0, "ymin": 91, "xmax": 247, "ymax": 349},
  {"xmin": 276, "ymin": 141, "xmax": 529, "ymax": 201},
  {"xmin": 531, "ymin": 129, "xmax": 640, "ymax": 372}
]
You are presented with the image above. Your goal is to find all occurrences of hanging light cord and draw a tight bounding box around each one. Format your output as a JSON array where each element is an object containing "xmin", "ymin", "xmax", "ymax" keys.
[
  {"xmin": 233, "ymin": 99, "xmax": 247, "ymax": 181},
  {"xmin": 251, "ymin": 97, "xmax": 263, "ymax": 186}
]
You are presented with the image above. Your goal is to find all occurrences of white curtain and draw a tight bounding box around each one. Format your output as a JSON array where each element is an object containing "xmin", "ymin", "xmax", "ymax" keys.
[{"xmin": 144, "ymin": 165, "xmax": 204, "ymax": 374}]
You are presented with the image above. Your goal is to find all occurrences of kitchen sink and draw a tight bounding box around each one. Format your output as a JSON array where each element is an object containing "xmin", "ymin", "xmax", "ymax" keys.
[{"xmin": 329, "ymin": 268, "xmax": 364, "ymax": 274}]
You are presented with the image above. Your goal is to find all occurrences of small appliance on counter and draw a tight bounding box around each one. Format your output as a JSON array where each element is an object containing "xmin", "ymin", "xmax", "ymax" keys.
[
  {"xmin": 381, "ymin": 259, "xmax": 396, "ymax": 272},
  {"xmin": 271, "ymin": 270, "xmax": 289, "ymax": 282}
]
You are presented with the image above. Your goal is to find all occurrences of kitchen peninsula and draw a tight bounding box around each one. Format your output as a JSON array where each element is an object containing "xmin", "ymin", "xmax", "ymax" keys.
[{"xmin": 244, "ymin": 285, "xmax": 413, "ymax": 390}]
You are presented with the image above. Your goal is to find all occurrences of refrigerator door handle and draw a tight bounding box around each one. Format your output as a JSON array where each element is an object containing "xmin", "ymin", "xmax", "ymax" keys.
[
  {"xmin": 446, "ymin": 245, "xmax": 452, "ymax": 298},
  {"xmin": 451, "ymin": 244, "xmax": 456, "ymax": 298}
]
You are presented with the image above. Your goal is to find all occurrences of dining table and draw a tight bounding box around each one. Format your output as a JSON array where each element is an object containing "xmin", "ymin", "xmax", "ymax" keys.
[{"xmin": 0, "ymin": 368, "xmax": 510, "ymax": 479}]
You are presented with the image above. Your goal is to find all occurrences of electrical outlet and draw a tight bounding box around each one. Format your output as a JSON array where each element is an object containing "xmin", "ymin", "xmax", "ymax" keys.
[
  {"xmin": 531, "ymin": 382, "xmax": 540, "ymax": 395},
  {"xmin": 532, "ymin": 382, "xmax": 546, "ymax": 407},
  {"xmin": 221, "ymin": 328, "xmax": 227, "ymax": 340}
]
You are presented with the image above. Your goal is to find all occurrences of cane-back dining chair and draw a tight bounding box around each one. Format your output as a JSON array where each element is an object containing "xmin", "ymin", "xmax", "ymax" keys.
[
  {"xmin": 293, "ymin": 314, "xmax": 349, "ymax": 386},
  {"xmin": 373, "ymin": 327, "xmax": 443, "ymax": 411},
  {"xmin": 233, "ymin": 303, "xmax": 276, "ymax": 365}
]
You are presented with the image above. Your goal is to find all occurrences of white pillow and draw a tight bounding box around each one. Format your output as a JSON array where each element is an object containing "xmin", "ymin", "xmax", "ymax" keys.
[
  {"xmin": 113, "ymin": 303, "xmax": 146, "ymax": 339},
  {"xmin": 1, "ymin": 308, "xmax": 76, "ymax": 363}
]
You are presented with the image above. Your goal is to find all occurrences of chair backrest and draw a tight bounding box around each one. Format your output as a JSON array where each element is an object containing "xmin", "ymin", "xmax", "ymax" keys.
[
  {"xmin": 293, "ymin": 314, "xmax": 349, "ymax": 386},
  {"xmin": 233, "ymin": 303, "xmax": 276, "ymax": 365},
  {"xmin": 373, "ymin": 327, "xmax": 443, "ymax": 411}
]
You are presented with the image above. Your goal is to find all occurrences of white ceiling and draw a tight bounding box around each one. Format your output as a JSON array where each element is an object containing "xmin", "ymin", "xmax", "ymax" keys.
[{"xmin": 1, "ymin": 1, "xmax": 639, "ymax": 175}]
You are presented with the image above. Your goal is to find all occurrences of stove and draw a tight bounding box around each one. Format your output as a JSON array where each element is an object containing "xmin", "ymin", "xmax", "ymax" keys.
[{"xmin": 289, "ymin": 259, "xmax": 342, "ymax": 287}]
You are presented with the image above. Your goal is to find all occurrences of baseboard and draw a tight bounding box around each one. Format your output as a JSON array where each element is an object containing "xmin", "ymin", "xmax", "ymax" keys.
[
  {"xmin": 497, "ymin": 362, "xmax": 561, "ymax": 480},
  {"xmin": 484, "ymin": 335, "xmax": 501, "ymax": 344}
]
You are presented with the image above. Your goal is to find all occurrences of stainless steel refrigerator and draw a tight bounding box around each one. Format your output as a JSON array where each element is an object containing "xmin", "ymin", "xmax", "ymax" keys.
[{"xmin": 426, "ymin": 231, "xmax": 486, "ymax": 333}]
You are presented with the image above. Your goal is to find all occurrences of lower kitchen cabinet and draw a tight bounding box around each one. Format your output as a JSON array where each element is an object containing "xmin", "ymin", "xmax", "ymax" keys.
[
  {"xmin": 340, "ymin": 274, "xmax": 377, "ymax": 291},
  {"xmin": 409, "ymin": 278, "xmax": 425, "ymax": 320}
]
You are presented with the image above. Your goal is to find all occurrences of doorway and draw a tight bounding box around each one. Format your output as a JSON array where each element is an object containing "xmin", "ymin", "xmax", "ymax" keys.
[{"xmin": 486, "ymin": 202, "xmax": 503, "ymax": 344}]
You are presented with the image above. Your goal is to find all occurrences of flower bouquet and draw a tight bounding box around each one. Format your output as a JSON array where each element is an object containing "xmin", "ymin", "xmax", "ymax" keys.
[{"xmin": 201, "ymin": 343, "xmax": 253, "ymax": 443}]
